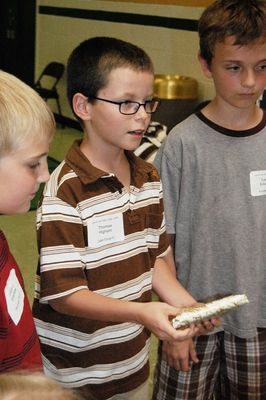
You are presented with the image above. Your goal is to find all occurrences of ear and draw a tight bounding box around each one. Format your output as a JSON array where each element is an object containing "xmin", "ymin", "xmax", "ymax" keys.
[
  {"xmin": 198, "ymin": 52, "xmax": 213, "ymax": 79},
  {"xmin": 72, "ymin": 93, "xmax": 91, "ymax": 121}
]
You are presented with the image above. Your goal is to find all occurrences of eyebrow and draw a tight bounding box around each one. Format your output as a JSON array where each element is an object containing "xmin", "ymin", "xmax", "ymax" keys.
[
  {"xmin": 223, "ymin": 58, "xmax": 266, "ymax": 64},
  {"xmin": 28, "ymin": 152, "xmax": 48, "ymax": 160}
]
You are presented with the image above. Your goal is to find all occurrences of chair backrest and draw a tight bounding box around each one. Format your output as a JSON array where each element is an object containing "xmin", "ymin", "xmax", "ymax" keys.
[{"xmin": 35, "ymin": 62, "xmax": 64, "ymax": 90}]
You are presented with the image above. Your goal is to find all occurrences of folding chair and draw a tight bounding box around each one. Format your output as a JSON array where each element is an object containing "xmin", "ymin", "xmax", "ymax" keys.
[{"xmin": 34, "ymin": 62, "xmax": 65, "ymax": 123}]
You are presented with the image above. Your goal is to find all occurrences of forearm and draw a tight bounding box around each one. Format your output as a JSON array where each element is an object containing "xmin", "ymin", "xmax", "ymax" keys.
[
  {"xmin": 153, "ymin": 247, "xmax": 196, "ymax": 307},
  {"xmin": 49, "ymin": 288, "xmax": 201, "ymax": 342},
  {"xmin": 49, "ymin": 289, "xmax": 144, "ymax": 323}
]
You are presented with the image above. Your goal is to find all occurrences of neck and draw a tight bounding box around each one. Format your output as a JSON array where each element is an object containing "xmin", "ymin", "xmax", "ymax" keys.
[
  {"xmin": 201, "ymin": 100, "xmax": 263, "ymax": 131},
  {"xmin": 80, "ymin": 139, "xmax": 131, "ymax": 190}
]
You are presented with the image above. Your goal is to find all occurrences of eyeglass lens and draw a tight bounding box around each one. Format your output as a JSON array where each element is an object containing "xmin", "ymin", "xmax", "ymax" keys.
[{"xmin": 120, "ymin": 99, "xmax": 159, "ymax": 114}]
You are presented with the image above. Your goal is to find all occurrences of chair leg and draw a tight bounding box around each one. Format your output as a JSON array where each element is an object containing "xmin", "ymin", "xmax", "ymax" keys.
[{"xmin": 56, "ymin": 98, "xmax": 64, "ymax": 129}]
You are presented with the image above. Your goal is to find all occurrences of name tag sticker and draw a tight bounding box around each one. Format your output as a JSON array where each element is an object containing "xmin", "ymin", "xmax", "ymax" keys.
[
  {"xmin": 250, "ymin": 170, "xmax": 266, "ymax": 196},
  {"xmin": 4, "ymin": 268, "xmax": 25, "ymax": 325},
  {"xmin": 87, "ymin": 213, "xmax": 125, "ymax": 248}
]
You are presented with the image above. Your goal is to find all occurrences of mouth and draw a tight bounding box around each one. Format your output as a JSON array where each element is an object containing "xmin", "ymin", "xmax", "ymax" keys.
[
  {"xmin": 30, "ymin": 187, "xmax": 39, "ymax": 199},
  {"xmin": 239, "ymin": 92, "xmax": 255, "ymax": 97},
  {"xmin": 127, "ymin": 129, "xmax": 145, "ymax": 137}
]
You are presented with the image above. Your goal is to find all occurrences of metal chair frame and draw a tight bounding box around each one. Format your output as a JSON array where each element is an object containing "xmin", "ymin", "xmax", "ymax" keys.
[{"xmin": 34, "ymin": 62, "xmax": 65, "ymax": 119}]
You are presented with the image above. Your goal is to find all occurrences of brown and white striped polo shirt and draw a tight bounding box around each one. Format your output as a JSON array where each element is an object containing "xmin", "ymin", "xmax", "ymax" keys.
[{"xmin": 33, "ymin": 140, "xmax": 169, "ymax": 400}]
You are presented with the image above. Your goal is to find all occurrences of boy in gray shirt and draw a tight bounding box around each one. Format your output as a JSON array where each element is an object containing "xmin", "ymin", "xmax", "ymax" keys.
[{"xmin": 152, "ymin": 1, "xmax": 266, "ymax": 399}]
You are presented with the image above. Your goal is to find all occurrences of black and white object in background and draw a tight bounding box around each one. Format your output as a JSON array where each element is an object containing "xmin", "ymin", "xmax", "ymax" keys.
[{"xmin": 134, "ymin": 121, "xmax": 167, "ymax": 163}]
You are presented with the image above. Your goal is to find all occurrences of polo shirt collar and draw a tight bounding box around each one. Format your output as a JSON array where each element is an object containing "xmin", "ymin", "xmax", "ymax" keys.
[{"xmin": 65, "ymin": 139, "xmax": 155, "ymax": 188}]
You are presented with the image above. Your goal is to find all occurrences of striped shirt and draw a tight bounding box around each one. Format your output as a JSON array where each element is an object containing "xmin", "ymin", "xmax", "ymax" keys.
[{"xmin": 33, "ymin": 140, "xmax": 169, "ymax": 400}]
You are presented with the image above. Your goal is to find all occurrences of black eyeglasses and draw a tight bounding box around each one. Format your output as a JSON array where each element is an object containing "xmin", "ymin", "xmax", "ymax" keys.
[{"xmin": 89, "ymin": 96, "xmax": 160, "ymax": 115}]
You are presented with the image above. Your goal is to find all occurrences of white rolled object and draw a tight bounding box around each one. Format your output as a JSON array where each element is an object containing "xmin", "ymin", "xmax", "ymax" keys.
[{"xmin": 172, "ymin": 294, "xmax": 249, "ymax": 329}]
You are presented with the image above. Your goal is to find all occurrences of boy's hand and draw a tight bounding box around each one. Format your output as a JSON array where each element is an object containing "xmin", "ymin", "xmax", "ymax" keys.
[
  {"xmin": 136, "ymin": 302, "xmax": 199, "ymax": 341},
  {"xmin": 193, "ymin": 302, "xmax": 221, "ymax": 334},
  {"xmin": 172, "ymin": 302, "xmax": 221, "ymax": 335},
  {"xmin": 160, "ymin": 313, "xmax": 221, "ymax": 371},
  {"xmin": 162, "ymin": 338, "xmax": 199, "ymax": 372},
  {"xmin": 196, "ymin": 316, "xmax": 221, "ymax": 335}
]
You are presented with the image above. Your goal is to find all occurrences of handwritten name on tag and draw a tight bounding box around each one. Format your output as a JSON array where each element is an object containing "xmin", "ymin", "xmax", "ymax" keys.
[
  {"xmin": 87, "ymin": 213, "xmax": 125, "ymax": 248},
  {"xmin": 250, "ymin": 170, "xmax": 266, "ymax": 196}
]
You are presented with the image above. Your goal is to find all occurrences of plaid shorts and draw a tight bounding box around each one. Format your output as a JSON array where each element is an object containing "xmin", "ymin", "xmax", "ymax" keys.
[{"xmin": 152, "ymin": 329, "xmax": 266, "ymax": 400}]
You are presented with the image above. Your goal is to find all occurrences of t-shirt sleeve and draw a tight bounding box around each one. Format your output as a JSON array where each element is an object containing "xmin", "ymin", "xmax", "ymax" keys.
[
  {"xmin": 154, "ymin": 133, "xmax": 182, "ymax": 235},
  {"xmin": 147, "ymin": 166, "xmax": 171, "ymax": 261},
  {"xmin": 36, "ymin": 195, "xmax": 89, "ymax": 303}
]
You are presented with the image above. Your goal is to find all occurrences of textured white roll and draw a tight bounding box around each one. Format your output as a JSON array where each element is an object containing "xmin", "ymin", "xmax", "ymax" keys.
[{"xmin": 172, "ymin": 294, "xmax": 249, "ymax": 329}]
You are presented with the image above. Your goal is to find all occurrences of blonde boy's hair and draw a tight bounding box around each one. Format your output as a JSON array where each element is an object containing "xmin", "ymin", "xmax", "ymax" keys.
[
  {"xmin": 0, "ymin": 372, "xmax": 83, "ymax": 400},
  {"xmin": 0, "ymin": 70, "xmax": 55, "ymax": 157}
]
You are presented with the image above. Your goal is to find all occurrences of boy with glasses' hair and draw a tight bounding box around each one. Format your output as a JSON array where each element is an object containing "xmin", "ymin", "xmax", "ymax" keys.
[{"xmin": 33, "ymin": 37, "xmax": 218, "ymax": 400}]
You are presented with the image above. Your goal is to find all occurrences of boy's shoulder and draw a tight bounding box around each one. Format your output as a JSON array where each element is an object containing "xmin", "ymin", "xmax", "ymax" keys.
[{"xmin": 167, "ymin": 112, "xmax": 203, "ymax": 141}]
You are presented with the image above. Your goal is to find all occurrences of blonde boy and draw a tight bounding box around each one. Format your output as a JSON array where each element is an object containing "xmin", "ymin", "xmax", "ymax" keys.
[{"xmin": 0, "ymin": 70, "xmax": 55, "ymax": 371}]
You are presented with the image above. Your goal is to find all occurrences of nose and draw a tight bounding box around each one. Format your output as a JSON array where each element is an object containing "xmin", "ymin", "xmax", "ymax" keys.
[
  {"xmin": 241, "ymin": 69, "xmax": 256, "ymax": 88},
  {"xmin": 135, "ymin": 104, "xmax": 149, "ymax": 119}
]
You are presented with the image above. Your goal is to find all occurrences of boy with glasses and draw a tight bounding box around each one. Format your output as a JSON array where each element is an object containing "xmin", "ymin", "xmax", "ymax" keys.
[{"xmin": 33, "ymin": 37, "xmax": 218, "ymax": 400}]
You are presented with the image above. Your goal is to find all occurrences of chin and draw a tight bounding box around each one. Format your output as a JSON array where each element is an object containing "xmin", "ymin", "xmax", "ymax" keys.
[
  {"xmin": 126, "ymin": 142, "xmax": 142, "ymax": 152},
  {"xmin": 15, "ymin": 202, "xmax": 31, "ymax": 214}
]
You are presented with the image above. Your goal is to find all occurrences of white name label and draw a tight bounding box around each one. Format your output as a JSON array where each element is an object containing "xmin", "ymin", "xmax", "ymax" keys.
[
  {"xmin": 87, "ymin": 213, "xmax": 125, "ymax": 248},
  {"xmin": 250, "ymin": 170, "xmax": 266, "ymax": 196},
  {"xmin": 4, "ymin": 268, "xmax": 24, "ymax": 325}
]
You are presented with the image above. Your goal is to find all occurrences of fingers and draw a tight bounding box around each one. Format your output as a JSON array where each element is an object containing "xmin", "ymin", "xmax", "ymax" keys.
[
  {"xmin": 162, "ymin": 347, "xmax": 187, "ymax": 371},
  {"xmin": 211, "ymin": 316, "xmax": 221, "ymax": 327},
  {"xmin": 155, "ymin": 314, "xmax": 198, "ymax": 341},
  {"xmin": 198, "ymin": 319, "xmax": 214, "ymax": 334},
  {"xmin": 173, "ymin": 325, "xmax": 199, "ymax": 341},
  {"xmin": 161, "ymin": 339, "xmax": 198, "ymax": 372},
  {"xmin": 195, "ymin": 316, "xmax": 221, "ymax": 335},
  {"xmin": 178, "ymin": 356, "xmax": 191, "ymax": 372},
  {"xmin": 188, "ymin": 339, "xmax": 199, "ymax": 364},
  {"xmin": 144, "ymin": 303, "xmax": 201, "ymax": 341}
]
